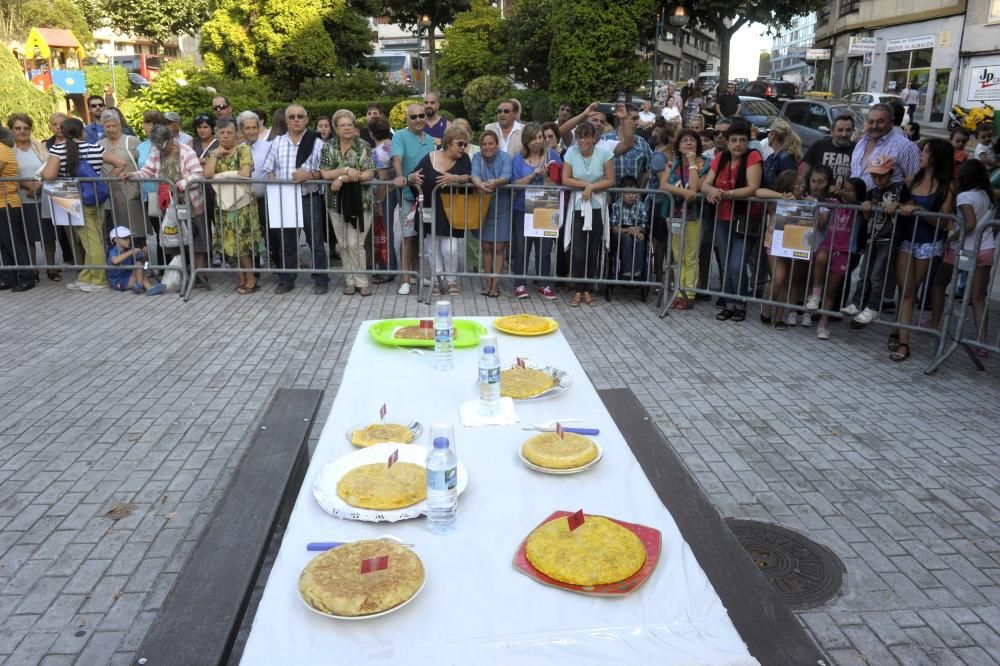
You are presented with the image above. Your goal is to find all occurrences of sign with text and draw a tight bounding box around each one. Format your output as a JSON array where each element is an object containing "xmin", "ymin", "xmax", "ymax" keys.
[
  {"xmin": 771, "ymin": 200, "xmax": 817, "ymax": 261},
  {"xmin": 969, "ymin": 65, "xmax": 1000, "ymax": 101},
  {"xmin": 848, "ymin": 36, "xmax": 876, "ymax": 55},
  {"xmin": 805, "ymin": 49, "xmax": 831, "ymax": 61},
  {"xmin": 886, "ymin": 35, "xmax": 934, "ymax": 53}
]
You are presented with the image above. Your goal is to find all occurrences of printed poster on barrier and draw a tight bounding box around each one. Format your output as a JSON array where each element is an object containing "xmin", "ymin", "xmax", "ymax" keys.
[
  {"xmin": 523, "ymin": 188, "xmax": 562, "ymax": 238},
  {"xmin": 771, "ymin": 199, "xmax": 816, "ymax": 260},
  {"xmin": 45, "ymin": 185, "xmax": 84, "ymax": 227},
  {"xmin": 265, "ymin": 183, "xmax": 303, "ymax": 229}
]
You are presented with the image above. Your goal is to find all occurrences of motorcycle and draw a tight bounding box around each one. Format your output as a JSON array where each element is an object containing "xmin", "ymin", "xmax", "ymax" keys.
[{"xmin": 949, "ymin": 101, "xmax": 995, "ymax": 132}]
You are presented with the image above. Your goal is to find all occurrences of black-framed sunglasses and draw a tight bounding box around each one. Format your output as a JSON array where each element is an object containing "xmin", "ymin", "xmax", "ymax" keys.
[
  {"xmin": 408, "ymin": 113, "xmax": 426, "ymax": 120},
  {"xmin": 455, "ymin": 140, "xmax": 468, "ymax": 148},
  {"xmin": 89, "ymin": 103, "xmax": 105, "ymax": 109},
  {"xmin": 496, "ymin": 108, "xmax": 512, "ymax": 114},
  {"xmin": 213, "ymin": 104, "xmax": 230, "ymax": 111}
]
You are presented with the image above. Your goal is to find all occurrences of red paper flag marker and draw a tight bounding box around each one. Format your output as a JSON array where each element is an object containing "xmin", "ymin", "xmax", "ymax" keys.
[
  {"xmin": 567, "ymin": 509, "xmax": 585, "ymax": 531},
  {"xmin": 515, "ymin": 357, "xmax": 526, "ymax": 368},
  {"xmin": 360, "ymin": 555, "xmax": 390, "ymax": 574},
  {"xmin": 379, "ymin": 403, "xmax": 387, "ymax": 422},
  {"xmin": 387, "ymin": 448, "xmax": 399, "ymax": 469},
  {"xmin": 555, "ymin": 422, "xmax": 565, "ymax": 439},
  {"xmin": 374, "ymin": 555, "xmax": 389, "ymax": 571}
]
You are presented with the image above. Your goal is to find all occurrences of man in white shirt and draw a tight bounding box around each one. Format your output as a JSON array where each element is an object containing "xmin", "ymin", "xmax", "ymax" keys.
[{"xmin": 484, "ymin": 99, "xmax": 524, "ymax": 156}]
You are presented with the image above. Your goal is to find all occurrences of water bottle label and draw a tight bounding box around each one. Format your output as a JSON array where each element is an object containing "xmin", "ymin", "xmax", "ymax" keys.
[
  {"xmin": 479, "ymin": 366, "xmax": 500, "ymax": 383},
  {"xmin": 428, "ymin": 466, "xmax": 457, "ymax": 491},
  {"xmin": 435, "ymin": 329, "xmax": 451, "ymax": 344}
]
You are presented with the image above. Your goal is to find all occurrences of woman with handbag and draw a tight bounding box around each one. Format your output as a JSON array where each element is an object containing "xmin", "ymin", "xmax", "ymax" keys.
[
  {"xmin": 318, "ymin": 109, "xmax": 376, "ymax": 296},
  {"xmin": 99, "ymin": 110, "xmax": 149, "ymax": 248},
  {"xmin": 472, "ymin": 129, "xmax": 512, "ymax": 298},
  {"xmin": 701, "ymin": 119, "xmax": 763, "ymax": 321},
  {"xmin": 204, "ymin": 118, "xmax": 261, "ymax": 294}
]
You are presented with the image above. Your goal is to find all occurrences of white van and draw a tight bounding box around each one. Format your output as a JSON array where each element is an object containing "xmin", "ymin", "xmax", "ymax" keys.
[{"xmin": 367, "ymin": 51, "xmax": 424, "ymax": 91}]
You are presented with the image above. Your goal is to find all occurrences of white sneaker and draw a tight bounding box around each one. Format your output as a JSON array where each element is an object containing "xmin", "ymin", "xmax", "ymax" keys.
[
  {"xmin": 66, "ymin": 280, "xmax": 83, "ymax": 290},
  {"xmin": 817, "ymin": 325, "xmax": 830, "ymax": 340},
  {"xmin": 799, "ymin": 312, "xmax": 813, "ymax": 327},
  {"xmin": 80, "ymin": 283, "xmax": 108, "ymax": 292},
  {"xmin": 840, "ymin": 304, "xmax": 859, "ymax": 317},
  {"xmin": 783, "ymin": 311, "xmax": 798, "ymax": 326},
  {"xmin": 805, "ymin": 294, "xmax": 821, "ymax": 311},
  {"xmin": 397, "ymin": 282, "xmax": 411, "ymax": 295},
  {"xmin": 853, "ymin": 306, "xmax": 876, "ymax": 325}
]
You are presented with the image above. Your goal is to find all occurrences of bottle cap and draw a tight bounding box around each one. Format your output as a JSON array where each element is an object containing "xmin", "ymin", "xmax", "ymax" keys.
[
  {"xmin": 483, "ymin": 346, "xmax": 495, "ymax": 354},
  {"xmin": 436, "ymin": 300, "xmax": 451, "ymax": 317},
  {"xmin": 433, "ymin": 436, "xmax": 450, "ymax": 449}
]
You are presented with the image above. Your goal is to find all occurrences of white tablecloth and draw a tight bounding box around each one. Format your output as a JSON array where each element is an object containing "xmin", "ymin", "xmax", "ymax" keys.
[{"xmin": 241, "ymin": 318, "xmax": 758, "ymax": 665}]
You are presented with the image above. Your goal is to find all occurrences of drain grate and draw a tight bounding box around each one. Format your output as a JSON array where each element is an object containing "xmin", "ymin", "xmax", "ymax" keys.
[{"xmin": 725, "ymin": 519, "xmax": 844, "ymax": 610}]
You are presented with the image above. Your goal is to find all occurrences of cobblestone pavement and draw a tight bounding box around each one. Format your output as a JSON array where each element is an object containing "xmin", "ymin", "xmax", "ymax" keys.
[{"xmin": 0, "ymin": 273, "xmax": 997, "ymax": 666}]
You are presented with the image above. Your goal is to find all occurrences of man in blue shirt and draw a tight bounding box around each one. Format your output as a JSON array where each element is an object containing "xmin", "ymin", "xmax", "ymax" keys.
[
  {"xmin": 390, "ymin": 104, "xmax": 436, "ymax": 295},
  {"xmin": 84, "ymin": 95, "xmax": 106, "ymax": 144}
]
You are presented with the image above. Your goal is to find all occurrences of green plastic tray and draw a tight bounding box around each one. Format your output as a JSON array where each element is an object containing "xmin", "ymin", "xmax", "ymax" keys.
[{"xmin": 368, "ymin": 318, "xmax": 488, "ymax": 348}]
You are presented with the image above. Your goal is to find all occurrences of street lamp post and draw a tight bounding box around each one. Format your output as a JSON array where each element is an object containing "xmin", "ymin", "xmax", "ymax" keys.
[
  {"xmin": 668, "ymin": 4, "xmax": 690, "ymax": 87},
  {"xmin": 651, "ymin": 12, "xmax": 662, "ymax": 106},
  {"xmin": 419, "ymin": 14, "xmax": 432, "ymax": 94}
]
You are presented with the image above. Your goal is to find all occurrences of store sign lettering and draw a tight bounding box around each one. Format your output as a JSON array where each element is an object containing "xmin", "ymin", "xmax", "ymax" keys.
[
  {"xmin": 970, "ymin": 65, "xmax": 1000, "ymax": 101},
  {"xmin": 886, "ymin": 35, "xmax": 934, "ymax": 52}
]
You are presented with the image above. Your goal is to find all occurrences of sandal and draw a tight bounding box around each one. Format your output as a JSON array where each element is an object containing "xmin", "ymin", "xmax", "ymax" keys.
[
  {"xmin": 671, "ymin": 297, "xmax": 689, "ymax": 310},
  {"xmin": 488, "ymin": 288, "xmax": 500, "ymax": 298},
  {"xmin": 890, "ymin": 343, "xmax": 910, "ymax": 362},
  {"xmin": 887, "ymin": 332, "xmax": 900, "ymax": 352},
  {"xmin": 760, "ymin": 314, "xmax": 772, "ymax": 325},
  {"xmin": 716, "ymin": 308, "xmax": 734, "ymax": 321},
  {"xmin": 582, "ymin": 291, "xmax": 594, "ymax": 306},
  {"xmin": 774, "ymin": 321, "xmax": 788, "ymax": 331},
  {"xmin": 481, "ymin": 286, "xmax": 490, "ymax": 295},
  {"xmin": 569, "ymin": 292, "xmax": 583, "ymax": 307},
  {"xmin": 236, "ymin": 285, "xmax": 258, "ymax": 295},
  {"xmin": 731, "ymin": 309, "xmax": 746, "ymax": 322}
]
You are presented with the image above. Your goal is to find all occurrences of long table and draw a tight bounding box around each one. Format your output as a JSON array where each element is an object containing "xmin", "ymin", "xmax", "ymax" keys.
[{"xmin": 240, "ymin": 318, "xmax": 759, "ymax": 665}]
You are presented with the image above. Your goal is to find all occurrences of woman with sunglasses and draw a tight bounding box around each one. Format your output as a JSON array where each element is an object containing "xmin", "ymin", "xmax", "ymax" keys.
[{"xmin": 408, "ymin": 125, "xmax": 472, "ymax": 295}]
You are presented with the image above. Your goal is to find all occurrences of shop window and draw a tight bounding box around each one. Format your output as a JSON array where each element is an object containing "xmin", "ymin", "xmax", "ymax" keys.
[{"xmin": 839, "ymin": 0, "xmax": 860, "ymax": 16}]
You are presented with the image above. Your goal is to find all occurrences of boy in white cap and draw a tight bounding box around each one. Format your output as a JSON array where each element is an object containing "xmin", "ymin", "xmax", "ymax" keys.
[{"xmin": 108, "ymin": 226, "xmax": 165, "ymax": 295}]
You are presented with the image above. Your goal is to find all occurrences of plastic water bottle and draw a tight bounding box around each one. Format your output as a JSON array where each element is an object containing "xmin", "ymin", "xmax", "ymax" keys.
[
  {"xmin": 426, "ymin": 436, "xmax": 458, "ymax": 534},
  {"xmin": 434, "ymin": 300, "xmax": 454, "ymax": 371},
  {"xmin": 478, "ymin": 335, "xmax": 501, "ymax": 417}
]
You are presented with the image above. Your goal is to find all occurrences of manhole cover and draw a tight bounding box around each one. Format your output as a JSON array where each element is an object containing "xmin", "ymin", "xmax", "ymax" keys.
[{"xmin": 725, "ymin": 519, "xmax": 844, "ymax": 610}]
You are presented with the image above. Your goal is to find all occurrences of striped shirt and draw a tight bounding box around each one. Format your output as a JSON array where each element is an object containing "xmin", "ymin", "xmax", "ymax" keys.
[
  {"xmin": 48, "ymin": 141, "xmax": 105, "ymax": 177},
  {"xmin": 260, "ymin": 132, "xmax": 324, "ymax": 195},
  {"xmin": 131, "ymin": 142, "xmax": 205, "ymax": 213},
  {"xmin": 850, "ymin": 127, "xmax": 920, "ymax": 189}
]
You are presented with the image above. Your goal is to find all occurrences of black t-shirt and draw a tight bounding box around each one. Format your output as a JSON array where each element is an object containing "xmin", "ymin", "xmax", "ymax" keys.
[
  {"xmin": 802, "ymin": 139, "xmax": 855, "ymax": 190},
  {"xmin": 716, "ymin": 94, "xmax": 740, "ymax": 118},
  {"xmin": 417, "ymin": 152, "xmax": 472, "ymax": 238}
]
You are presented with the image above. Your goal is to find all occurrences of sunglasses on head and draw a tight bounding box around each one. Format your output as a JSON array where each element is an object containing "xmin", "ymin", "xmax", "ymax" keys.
[
  {"xmin": 408, "ymin": 113, "xmax": 426, "ymax": 120},
  {"xmin": 213, "ymin": 104, "xmax": 229, "ymax": 111},
  {"xmin": 286, "ymin": 114, "xmax": 307, "ymax": 120}
]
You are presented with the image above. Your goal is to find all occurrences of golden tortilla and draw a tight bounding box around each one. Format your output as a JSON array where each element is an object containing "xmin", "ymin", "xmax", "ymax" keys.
[
  {"xmin": 394, "ymin": 325, "xmax": 455, "ymax": 340},
  {"xmin": 521, "ymin": 432, "xmax": 598, "ymax": 469},
  {"xmin": 299, "ymin": 540, "xmax": 424, "ymax": 617},
  {"xmin": 336, "ymin": 462, "xmax": 426, "ymax": 510},
  {"xmin": 525, "ymin": 515, "xmax": 646, "ymax": 586},
  {"xmin": 350, "ymin": 423, "xmax": 414, "ymax": 447},
  {"xmin": 500, "ymin": 367, "xmax": 556, "ymax": 399},
  {"xmin": 495, "ymin": 314, "xmax": 553, "ymax": 334}
]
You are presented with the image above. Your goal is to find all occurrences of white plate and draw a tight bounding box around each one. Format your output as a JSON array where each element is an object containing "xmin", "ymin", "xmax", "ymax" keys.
[
  {"xmin": 299, "ymin": 569, "xmax": 426, "ymax": 621},
  {"xmin": 482, "ymin": 362, "xmax": 571, "ymax": 401},
  {"xmin": 518, "ymin": 441, "xmax": 604, "ymax": 475},
  {"xmin": 312, "ymin": 443, "xmax": 469, "ymax": 522},
  {"xmin": 345, "ymin": 420, "xmax": 423, "ymax": 446}
]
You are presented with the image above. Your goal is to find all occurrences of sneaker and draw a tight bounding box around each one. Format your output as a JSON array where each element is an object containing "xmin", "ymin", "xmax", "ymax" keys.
[
  {"xmin": 397, "ymin": 282, "xmax": 411, "ymax": 295},
  {"xmin": 840, "ymin": 304, "xmax": 859, "ymax": 317},
  {"xmin": 853, "ymin": 306, "xmax": 877, "ymax": 325},
  {"xmin": 514, "ymin": 285, "xmax": 529, "ymax": 299},
  {"xmin": 66, "ymin": 280, "xmax": 83, "ymax": 290},
  {"xmin": 817, "ymin": 324, "xmax": 830, "ymax": 340},
  {"xmin": 145, "ymin": 283, "xmax": 165, "ymax": 296},
  {"xmin": 538, "ymin": 286, "xmax": 556, "ymax": 300},
  {"xmin": 783, "ymin": 311, "xmax": 798, "ymax": 327},
  {"xmin": 80, "ymin": 283, "xmax": 108, "ymax": 292},
  {"xmin": 132, "ymin": 284, "xmax": 143, "ymax": 295},
  {"xmin": 798, "ymin": 312, "xmax": 813, "ymax": 327},
  {"xmin": 805, "ymin": 294, "xmax": 821, "ymax": 311}
]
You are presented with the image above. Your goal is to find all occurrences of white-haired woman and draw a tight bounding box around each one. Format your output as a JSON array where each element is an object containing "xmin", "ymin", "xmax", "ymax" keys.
[
  {"xmin": 99, "ymin": 109, "xmax": 149, "ymax": 247},
  {"xmin": 319, "ymin": 109, "xmax": 375, "ymax": 295}
]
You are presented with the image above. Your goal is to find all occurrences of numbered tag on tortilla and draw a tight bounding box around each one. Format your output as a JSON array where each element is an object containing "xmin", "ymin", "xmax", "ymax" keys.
[{"xmin": 567, "ymin": 509, "xmax": 585, "ymax": 531}]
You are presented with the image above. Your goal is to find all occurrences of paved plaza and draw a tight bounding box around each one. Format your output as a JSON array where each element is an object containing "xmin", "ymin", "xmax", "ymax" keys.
[{"xmin": 0, "ymin": 274, "xmax": 998, "ymax": 665}]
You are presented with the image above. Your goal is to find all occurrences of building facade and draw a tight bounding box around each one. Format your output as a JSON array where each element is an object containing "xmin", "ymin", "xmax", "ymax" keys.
[
  {"xmin": 813, "ymin": 0, "xmax": 966, "ymax": 127},
  {"xmin": 956, "ymin": 0, "xmax": 1000, "ymax": 108},
  {"xmin": 653, "ymin": 23, "xmax": 721, "ymax": 85},
  {"xmin": 770, "ymin": 13, "xmax": 817, "ymax": 84}
]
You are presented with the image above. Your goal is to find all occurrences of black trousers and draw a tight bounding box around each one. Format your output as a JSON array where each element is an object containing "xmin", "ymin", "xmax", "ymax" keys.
[
  {"xmin": 569, "ymin": 209, "xmax": 604, "ymax": 293},
  {"xmin": 0, "ymin": 206, "xmax": 33, "ymax": 286}
]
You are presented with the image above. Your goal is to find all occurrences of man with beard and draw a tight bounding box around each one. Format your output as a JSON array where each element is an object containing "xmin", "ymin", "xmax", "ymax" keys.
[
  {"xmin": 799, "ymin": 114, "xmax": 856, "ymax": 191},
  {"xmin": 422, "ymin": 92, "xmax": 449, "ymax": 147}
]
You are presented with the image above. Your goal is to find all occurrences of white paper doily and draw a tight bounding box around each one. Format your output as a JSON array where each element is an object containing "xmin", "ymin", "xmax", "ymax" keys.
[{"xmin": 312, "ymin": 443, "xmax": 469, "ymax": 523}]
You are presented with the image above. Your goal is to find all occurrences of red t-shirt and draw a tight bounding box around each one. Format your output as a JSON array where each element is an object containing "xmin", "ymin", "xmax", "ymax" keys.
[{"xmin": 710, "ymin": 150, "xmax": 763, "ymax": 221}]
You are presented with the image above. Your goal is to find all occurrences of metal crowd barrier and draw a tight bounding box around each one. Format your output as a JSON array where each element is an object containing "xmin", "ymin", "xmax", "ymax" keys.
[
  {"xmin": 0, "ymin": 176, "xmax": 186, "ymax": 295},
  {"xmin": 180, "ymin": 178, "xmax": 421, "ymax": 301},
  {"xmin": 926, "ymin": 220, "xmax": 1000, "ymax": 373},
  {"xmin": 425, "ymin": 183, "xmax": 673, "ymax": 306}
]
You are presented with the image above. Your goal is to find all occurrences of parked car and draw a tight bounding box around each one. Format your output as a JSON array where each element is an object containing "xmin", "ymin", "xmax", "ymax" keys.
[
  {"xmin": 842, "ymin": 92, "xmax": 910, "ymax": 125},
  {"xmin": 778, "ymin": 99, "xmax": 868, "ymax": 150},
  {"xmin": 737, "ymin": 96, "xmax": 780, "ymax": 133},
  {"xmin": 128, "ymin": 73, "xmax": 150, "ymax": 91},
  {"xmin": 739, "ymin": 78, "xmax": 798, "ymax": 103}
]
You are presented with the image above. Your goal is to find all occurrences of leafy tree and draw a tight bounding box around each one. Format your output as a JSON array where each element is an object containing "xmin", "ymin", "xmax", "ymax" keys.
[
  {"xmin": 99, "ymin": 0, "xmax": 209, "ymax": 43},
  {"xmin": 435, "ymin": 1, "xmax": 506, "ymax": 96},
  {"xmin": 83, "ymin": 63, "xmax": 130, "ymax": 99},
  {"xmin": 671, "ymin": 0, "xmax": 825, "ymax": 88},
  {"xmin": 10, "ymin": 0, "xmax": 94, "ymax": 45},
  {"xmin": 549, "ymin": 0, "xmax": 646, "ymax": 106},
  {"xmin": 0, "ymin": 44, "xmax": 61, "ymax": 134},
  {"xmin": 462, "ymin": 75, "xmax": 512, "ymax": 121},
  {"xmin": 381, "ymin": 0, "xmax": 471, "ymax": 92},
  {"xmin": 502, "ymin": 0, "xmax": 554, "ymax": 89}
]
